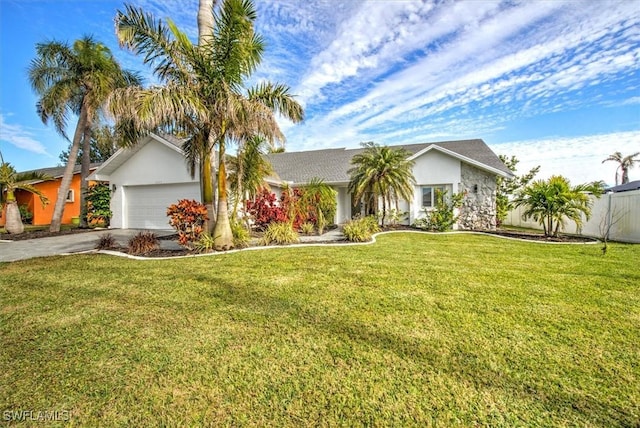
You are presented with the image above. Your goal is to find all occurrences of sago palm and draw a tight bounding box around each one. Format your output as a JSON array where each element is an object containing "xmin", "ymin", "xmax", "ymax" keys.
[
  {"xmin": 0, "ymin": 152, "xmax": 52, "ymax": 234},
  {"xmin": 602, "ymin": 151, "xmax": 640, "ymax": 185},
  {"xmin": 28, "ymin": 36, "xmax": 140, "ymax": 232},
  {"xmin": 110, "ymin": 0, "xmax": 303, "ymax": 249},
  {"xmin": 348, "ymin": 142, "xmax": 415, "ymax": 227}
]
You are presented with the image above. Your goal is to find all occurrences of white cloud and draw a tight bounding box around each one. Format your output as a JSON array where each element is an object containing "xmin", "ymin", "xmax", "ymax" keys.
[
  {"xmin": 0, "ymin": 114, "xmax": 49, "ymax": 156},
  {"xmin": 274, "ymin": 0, "xmax": 639, "ymax": 157},
  {"xmin": 491, "ymin": 131, "xmax": 640, "ymax": 185}
]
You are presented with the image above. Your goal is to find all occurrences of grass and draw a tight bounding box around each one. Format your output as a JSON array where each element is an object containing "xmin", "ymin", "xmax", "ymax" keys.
[
  {"xmin": 0, "ymin": 224, "xmax": 79, "ymax": 233},
  {"xmin": 1, "ymin": 233, "xmax": 638, "ymax": 426}
]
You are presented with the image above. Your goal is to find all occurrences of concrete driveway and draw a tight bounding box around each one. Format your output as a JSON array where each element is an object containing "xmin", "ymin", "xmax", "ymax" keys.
[{"xmin": 0, "ymin": 229, "xmax": 176, "ymax": 262}]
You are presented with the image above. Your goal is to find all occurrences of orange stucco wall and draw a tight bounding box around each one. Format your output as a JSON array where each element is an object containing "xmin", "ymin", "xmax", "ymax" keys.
[{"xmin": 0, "ymin": 174, "xmax": 84, "ymax": 227}]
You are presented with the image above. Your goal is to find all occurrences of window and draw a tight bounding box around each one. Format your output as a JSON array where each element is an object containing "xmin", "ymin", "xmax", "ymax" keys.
[
  {"xmin": 65, "ymin": 189, "xmax": 74, "ymax": 203},
  {"xmin": 421, "ymin": 185, "xmax": 450, "ymax": 208}
]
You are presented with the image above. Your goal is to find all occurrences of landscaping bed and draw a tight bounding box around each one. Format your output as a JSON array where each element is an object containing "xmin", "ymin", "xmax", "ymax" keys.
[
  {"xmin": 0, "ymin": 226, "xmax": 99, "ymax": 241},
  {"xmin": 485, "ymin": 228, "xmax": 598, "ymax": 243}
]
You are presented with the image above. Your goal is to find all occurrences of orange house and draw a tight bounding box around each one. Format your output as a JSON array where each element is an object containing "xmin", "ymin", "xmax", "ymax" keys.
[{"xmin": 0, "ymin": 164, "xmax": 101, "ymax": 227}]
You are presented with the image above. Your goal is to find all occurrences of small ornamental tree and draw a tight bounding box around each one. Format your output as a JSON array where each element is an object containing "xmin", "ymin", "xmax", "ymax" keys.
[
  {"xmin": 513, "ymin": 176, "xmax": 604, "ymax": 237},
  {"xmin": 85, "ymin": 183, "xmax": 111, "ymax": 226},
  {"xmin": 166, "ymin": 199, "xmax": 209, "ymax": 247}
]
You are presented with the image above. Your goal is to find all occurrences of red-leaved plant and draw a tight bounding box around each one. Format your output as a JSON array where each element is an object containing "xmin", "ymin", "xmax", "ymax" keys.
[
  {"xmin": 245, "ymin": 188, "xmax": 313, "ymax": 230},
  {"xmin": 245, "ymin": 189, "xmax": 287, "ymax": 230},
  {"xmin": 166, "ymin": 199, "xmax": 209, "ymax": 247}
]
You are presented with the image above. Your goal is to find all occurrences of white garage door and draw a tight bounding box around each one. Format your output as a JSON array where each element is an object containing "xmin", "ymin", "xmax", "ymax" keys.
[{"xmin": 125, "ymin": 183, "xmax": 200, "ymax": 229}]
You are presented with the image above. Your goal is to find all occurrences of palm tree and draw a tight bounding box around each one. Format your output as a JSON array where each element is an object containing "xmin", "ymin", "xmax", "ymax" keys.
[
  {"xmin": 0, "ymin": 152, "xmax": 51, "ymax": 234},
  {"xmin": 298, "ymin": 178, "xmax": 337, "ymax": 233},
  {"xmin": 513, "ymin": 175, "xmax": 604, "ymax": 237},
  {"xmin": 198, "ymin": 0, "xmax": 217, "ymax": 43},
  {"xmin": 348, "ymin": 142, "xmax": 416, "ymax": 227},
  {"xmin": 58, "ymin": 125, "xmax": 120, "ymax": 165},
  {"xmin": 110, "ymin": 0, "xmax": 304, "ymax": 249},
  {"xmin": 602, "ymin": 151, "xmax": 640, "ymax": 185},
  {"xmin": 229, "ymin": 135, "xmax": 274, "ymax": 217},
  {"xmin": 28, "ymin": 36, "xmax": 141, "ymax": 232}
]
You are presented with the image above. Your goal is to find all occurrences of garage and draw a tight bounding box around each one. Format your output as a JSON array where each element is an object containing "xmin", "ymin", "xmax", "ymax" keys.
[{"xmin": 124, "ymin": 183, "xmax": 200, "ymax": 229}]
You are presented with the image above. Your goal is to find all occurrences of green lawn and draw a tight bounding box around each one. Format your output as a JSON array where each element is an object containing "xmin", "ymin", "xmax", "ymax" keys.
[{"xmin": 1, "ymin": 233, "xmax": 638, "ymax": 426}]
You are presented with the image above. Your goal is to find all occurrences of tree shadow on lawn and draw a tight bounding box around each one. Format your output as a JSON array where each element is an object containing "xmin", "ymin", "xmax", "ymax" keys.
[{"xmin": 198, "ymin": 275, "xmax": 631, "ymax": 425}]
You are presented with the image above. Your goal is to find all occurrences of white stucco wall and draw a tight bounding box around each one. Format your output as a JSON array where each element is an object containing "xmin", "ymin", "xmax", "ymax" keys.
[
  {"xmin": 409, "ymin": 150, "xmax": 461, "ymax": 224},
  {"xmin": 110, "ymin": 141, "xmax": 196, "ymax": 186},
  {"xmin": 108, "ymin": 140, "xmax": 199, "ymax": 228},
  {"xmin": 334, "ymin": 186, "xmax": 351, "ymax": 224}
]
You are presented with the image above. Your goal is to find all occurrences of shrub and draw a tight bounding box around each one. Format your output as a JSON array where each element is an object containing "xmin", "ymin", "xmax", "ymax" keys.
[
  {"xmin": 18, "ymin": 204, "xmax": 33, "ymax": 224},
  {"xmin": 385, "ymin": 208, "xmax": 408, "ymax": 226},
  {"xmin": 296, "ymin": 179, "xmax": 337, "ymax": 232},
  {"xmin": 128, "ymin": 232, "xmax": 159, "ymax": 255},
  {"xmin": 260, "ymin": 222, "xmax": 299, "ymax": 245},
  {"xmin": 192, "ymin": 233, "xmax": 216, "ymax": 253},
  {"xmin": 299, "ymin": 221, "xmax": 315, "ymax": 235},
  {"xmin": 343, "ymin": 215, "xmax": 381, "ymax": 242},
  {"xmin": 85, "ymin": 183, "xmax": 111, "ymax": 227},
  {"xmin": 280, "ymin": 187, "xmax": 307, "ymax": 230},
  {"xmin": 413, "ymin": 190, "xmax": 464, "ymax": 231},
  {"xmin": 96, "ymin": 233, "xmax": 117, "ymax": 250},
  {"xmin": 246, "ymin": 186, "xmax": 329, "ymax": 231},
  {"xmin": 166, "ymin": 199, "xmax": 208, "ymax": 247},
  {"xmin": 231, "ymin": 221, "xmax": 250, "ymax": 248},
  {"xmin": 245, "ymin": 189, "xmax": 286, "ymax": 230}
]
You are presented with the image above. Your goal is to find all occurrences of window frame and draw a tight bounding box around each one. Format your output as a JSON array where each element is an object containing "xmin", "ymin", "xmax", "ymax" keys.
[
  {"xmin": 65, "ymin": 189, "xmax": 75, "ymax": 203},
  {"xmin": 421, "ymin": 184, "xmax": 451, "ymax": 209}
]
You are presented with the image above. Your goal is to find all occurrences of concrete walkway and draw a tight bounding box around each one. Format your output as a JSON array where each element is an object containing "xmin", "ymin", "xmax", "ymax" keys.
[{"xmin": 0, "ymin": 228, "xmax": 345, "ymax": 262}]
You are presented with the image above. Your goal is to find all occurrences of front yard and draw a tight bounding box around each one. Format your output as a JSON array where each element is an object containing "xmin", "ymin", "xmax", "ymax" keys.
[{"xmin": 1, "ymin": 233, "xmax": 638, "ymax": 426}]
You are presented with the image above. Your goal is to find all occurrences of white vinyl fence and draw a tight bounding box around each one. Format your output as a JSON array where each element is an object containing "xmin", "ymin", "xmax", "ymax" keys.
[{"xmin": 504, "ymin": 189, "xmax": 640, "ymax": 243}]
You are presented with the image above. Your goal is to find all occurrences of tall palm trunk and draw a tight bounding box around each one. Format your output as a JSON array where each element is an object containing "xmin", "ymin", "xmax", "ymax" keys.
[
  {"xmin": 198, "ymin": 0, "xmax": 215, "ymax": 43},
  {"xmin": 49, "ymin": 101, "xmax": 88, "ymax": 232},
  {"xmin": 79, "ymin": 118, "xmax": 92, "ymax": 228},
  {"xmin": 381, "ymin": 195, "xmax": 387, "ymax": 227},
  {"xmin": 232, "ymin": 147, "xmax": 244, "ymax": 219},
  {"xmin": 4, "ymin": 188, "xmax": 24, "ymax": 234},
  {"xmin": 213, "ymin": 139, "xmax": 233, "ymax": 250},
  {"xmin": 198, "ymin": 6, "xmax": 216, "ymax": 232},
  {"xmin": 202, "ymin": 148, "xmax": 215, "ymax": 233},
  {"xmin": 621, "ymin": 167, "xmax": 630, "ymax": 184}
]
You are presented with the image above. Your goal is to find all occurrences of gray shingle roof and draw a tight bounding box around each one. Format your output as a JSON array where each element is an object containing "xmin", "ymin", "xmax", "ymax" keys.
[
  {"xmin": 267, "ymin": 139, "xmax": 511, "ymax": 184},
  {"xmin": 21, "ymin": 162, "xmax": 102, "ymax": 180},
  {"xmin": 157, "ymin": 133, "xmax": 187, "ymax": 149},
  {"xmin": 606, "ymin": 180, "xmax": 640, "ymax": 193}
]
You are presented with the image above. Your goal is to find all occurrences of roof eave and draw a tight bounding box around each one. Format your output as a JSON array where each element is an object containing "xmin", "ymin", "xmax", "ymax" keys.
[{"xmin": 409, "ymin": 144, "xmax": 514, "ymax": 178}]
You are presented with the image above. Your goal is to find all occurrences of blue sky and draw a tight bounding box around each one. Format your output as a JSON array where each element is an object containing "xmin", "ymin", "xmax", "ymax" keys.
[{"xmin": 1, "ymin": 0, "xmax": 639, "ymax": 185}]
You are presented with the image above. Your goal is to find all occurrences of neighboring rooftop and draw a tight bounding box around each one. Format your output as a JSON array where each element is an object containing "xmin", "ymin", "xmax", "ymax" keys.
[
  {"xmin": 606, "ymin": 180, "xmax": 640, "ymax": 193},
  {"xmin": 267, "ymin": 139, "xmax": 512, "ymax": 184},
  {"xmin": 20, "ymin": 163, "xmax": 102, "ymax": 183}
]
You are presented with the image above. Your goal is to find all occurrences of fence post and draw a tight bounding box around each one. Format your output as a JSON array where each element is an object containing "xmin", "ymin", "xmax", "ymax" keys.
[{"xmin": 606, "ymin": 192, "xmax": 612, "ymax": 241}]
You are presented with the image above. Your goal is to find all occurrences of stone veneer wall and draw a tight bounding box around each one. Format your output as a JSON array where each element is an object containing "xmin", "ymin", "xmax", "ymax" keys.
[{"xmin": 458, "ymin": 163, "xmax": 497, "ymax": 230}]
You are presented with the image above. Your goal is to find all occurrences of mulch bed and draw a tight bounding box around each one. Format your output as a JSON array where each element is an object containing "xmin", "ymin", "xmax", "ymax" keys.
[
  {"xmin": 484, "ymin": 229, "xmax": 597, "ymax": 243},
  {"xmin": 0, "ymin": 227, "xmax": 99, "ymax": 241},
  {"xmin": 99, "ymin": 245, "xmax": 195, "ymax": 258}
]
